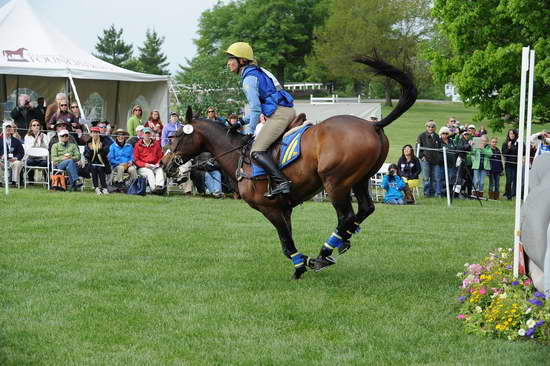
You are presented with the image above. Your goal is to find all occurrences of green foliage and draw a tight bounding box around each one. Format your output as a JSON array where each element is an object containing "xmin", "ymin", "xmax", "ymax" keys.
[
  {"xmin": 136, "ymin": 29, "xmax": 170, "ymax": 75},
  {"xmin": 94, "ymin": 24, "xmax": 134, "ymax": 68},
  {"xmin": 429, "ymin": 0, "xmax": 550, "ymax": 129},
  {"xmin": 175, "ymin": 53, "xmax": 245, "ymax": 118}
]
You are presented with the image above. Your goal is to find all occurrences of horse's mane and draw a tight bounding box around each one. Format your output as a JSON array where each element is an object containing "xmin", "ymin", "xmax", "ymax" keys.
[{"xmin": 194, "ymin": 118, "xmax": 249, "ymax": 145}]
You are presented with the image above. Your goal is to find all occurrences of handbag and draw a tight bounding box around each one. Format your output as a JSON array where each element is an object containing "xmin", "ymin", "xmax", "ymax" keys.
[
  {"xmin": 50, "ymin": 174, "xmax": 67, "ymax": 191},
  {"xmin": 127, "ymin": 177, "xmax": 147, "ymax": 196}
]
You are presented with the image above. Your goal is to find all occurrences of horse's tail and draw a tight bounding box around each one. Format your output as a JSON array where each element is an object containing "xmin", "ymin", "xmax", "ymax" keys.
[{"xmin": 352, "ymin": 54, "xmax": 417, "ymax": 130}]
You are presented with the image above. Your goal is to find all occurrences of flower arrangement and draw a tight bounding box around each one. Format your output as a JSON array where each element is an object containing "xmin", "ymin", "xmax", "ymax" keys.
[{"xmin": 456, "ymin": 247, "xmax": 550, "ymax": 342}]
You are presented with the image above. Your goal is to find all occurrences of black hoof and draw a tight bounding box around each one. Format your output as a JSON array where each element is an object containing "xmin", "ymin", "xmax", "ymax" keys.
[
  {"xmin": 305, "ymin": 256, "xmax": 316, "ymax": 269},
  {"xmin": 338, "ymin": 241, "xmax": 352, "ymax": 255},
  {"xmin": 292, "ymin": 265, "xmax": 307, "ymax": 280},
  {"xmin": 314, "ymin": 256, "xmax": 336, "ymax": 272}
]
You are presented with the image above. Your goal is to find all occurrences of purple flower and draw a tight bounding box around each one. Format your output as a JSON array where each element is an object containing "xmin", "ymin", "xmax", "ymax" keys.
[
  {"xmin": 458, "ymin": 296, "xmax": 466, "ymax": 303},
  {"xmin": 528, "ymin": 298, "xmax": 543, "ymax": 307},
  {"xmin": 534, "ymin": 291, "xmax": 546, "ymax": 299},
  {"xmin": 526, "ymin": 328, "xmax": 535, "ymax": 337},
  {"xmin": 511, "ymin": 281, "xmax": 520, "ymax": 286},
  {"xmin": 536, "ymin": 320, "xmax": 545, "ymax": 327},
  {"xmin": 507, "ymin": 265, "xmax": 513, "ymax": 269}
]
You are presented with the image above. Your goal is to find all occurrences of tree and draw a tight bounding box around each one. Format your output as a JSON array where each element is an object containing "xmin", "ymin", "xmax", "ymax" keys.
[
  {"xmin": 429, "ymin": 0, "xmax": 550, "ymax": 128},
  {"xmin": 137, "ymin": 29, "xmax": 170, "ymax": 75},
  {"xmin": 94, "ymin": 24, "xmax": 134, "ymax": 68},
  {"xmin": 307, "ymin": 0, "xmax": 433, "ymax": 106}
]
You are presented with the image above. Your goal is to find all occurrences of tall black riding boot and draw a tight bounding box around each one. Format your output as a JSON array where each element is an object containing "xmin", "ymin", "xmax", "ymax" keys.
[{"xmin": 251, "ymin": 151, "xmax": 291, "ymax": 199}]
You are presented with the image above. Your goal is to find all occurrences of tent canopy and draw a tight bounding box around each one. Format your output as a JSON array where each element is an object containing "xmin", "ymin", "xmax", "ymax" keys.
[{"xmin": 0, "ymin": 0, "xmax": 169, "ymax": 128}]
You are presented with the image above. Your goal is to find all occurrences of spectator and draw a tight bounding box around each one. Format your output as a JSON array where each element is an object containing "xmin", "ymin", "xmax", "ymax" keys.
[
  {"xmin": 194, "ymin": 151, "xmax": 224, "ymax": 198},
  {"xmin": 502, "ymin": 129, "xmax": 519, "ymax": 200},
  {"xmin": 396, "ymin": 144, "xmax": 421, "ymax": 203},
  {"xmin": 226, "ymin": 113, "xmax": 244, "ymax": 134},
  {"xmin": 471, "ymin": 134, "xmax": 492, "ymax": 198},
  {"xmin": 97, "ymin": 121, "xmax": 114, "ymax": 148},
  {"xmin": 382, "ymin": 163, "xmax": 406, "ymax": 205},
  {"xmin": 446, "ymin": 117, "xmax": 459, "ymax": 137},
  {"xmin": 47, "ymin": 100, "xmax": 75, "ymax": 131},
  {"xmin": 467, "ymin": 124, "xmax": 479, "ymax": 137},
  {"xmin": 128, "ymin": 125, "xmax": 144, "ymax": 147},
  {"xmin": 10, "ymin": 94, "xmax": 40, "ymax": 138},
  {"xmin": 417, "ymin": 120, "xmax": 443, "ymax": 198},
  {"xmin": 48, "ymin": 121, "xmax": 78, "ymax": 151},
  {"xmin": 488, "ymin": 137, "xmax": 504, "ymax": 200},
  {"xmin": 127, "ymin": 105, "xmax": 143, "ymax": 136},
  {"xmin": 145, "ymin": 109, "xmax": 163, "ymax": 140},
  {"xmin": 161, "ymin": 112, "xmax": 182, "ymax": 147},
  {"xmin": 69, "ymin": 103, "xmax": 90, "ymax": 141},
  {"xmin": 134, "ymin": 127, "xmax": 165, "ymax": 193},
  {"xmin": 455, "ymin": 130, "xmax": 474, "ymax": 198},
  {"xmin": 439, "ymin": 126, "xmax": 458, "ymax": 190},
  {"xmin": 35, "ymin": 97, "xmax": 47, "ymax": 127},
  {"xmin": 84, "ymin": 127, "xmax": 111, "ymax": 195},
  {"xmin": 45, "ymin": 93, "xmax": 66, "ymax": 126},
  {"xmin": 108, "ymin": 129, "xmax": 138, "ymax": 187},
  {"xmin": 24, "ymin": 119, "xmax": 50, "ymax": 182},
  {"xmin": 530, "ymin": 130, "xmax": 550, "ymax": 158},
  {"xmin": 0, "ymin": 121, "xmax": 24, "ymax": 187},
  {"xmin": 206, "ymin": 107, "xmax": 225, "ymax": 124},
  {"xmin": 50, "ymin": 129, "xmax": 83, "ymax": 190},
  {"xmin": 478, "ymin": 125, "xmax": 488, "ymax": 136},
  {"xmin": 166, "ymin": 132, "xmax": 193, "ymax": 195}
]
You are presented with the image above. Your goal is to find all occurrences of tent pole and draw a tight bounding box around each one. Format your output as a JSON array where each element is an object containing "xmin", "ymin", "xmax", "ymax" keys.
[
  {"xmin": 15, "ymin": 75, "xmax": 19, "ymax": 108},
  {"xmin": 68, "ymin": 75, "xmax": 86, "ymax": 120},
  {"xmin": 114, "ymin": 81, "xmax": 120, "ymax": 128},
  {"xmin": 1, "ymin": 74, "xmax": 6, "ymax": 119},
  {"xmin": 3, "ymin": 124, "xmax": 9, "ymax": 196}
]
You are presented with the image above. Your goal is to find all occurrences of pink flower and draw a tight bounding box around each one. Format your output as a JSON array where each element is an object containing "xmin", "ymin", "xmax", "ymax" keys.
[
  {"xmin": 524, "ymin": 279, "xmax": 532, "ymax": 286},
  {"xmin": 479, "ymin": 288, "xmax": 486, "ymax": 295},
  {"xmin": 469, "ymin": 264, "xmax": 483, "ymax": 273},
  {"xmin": 457, "ymin": 314, "xmax": 465, "ymax": 320}
]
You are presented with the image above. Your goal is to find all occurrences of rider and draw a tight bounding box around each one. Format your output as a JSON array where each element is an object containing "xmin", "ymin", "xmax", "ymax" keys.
[{"xmin": 226, "ymin": 42, "xmax": 296, "ymax": 199}]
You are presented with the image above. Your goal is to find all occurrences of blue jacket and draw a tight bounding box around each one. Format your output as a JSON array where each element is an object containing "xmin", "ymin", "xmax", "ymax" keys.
[
  {"xmin": 0, "ymin": 136, "xmax": 24, "ymax": 160},
  {"xmin": 108, "ymin": 142, "xmax": 134, "ymax": 167},
  {"xmin": 241, "ymin": 66, "xmax": 294, "ymax": 133},
  {"xmin": 382, "ymin": 174, "xmax": 406, "ymax": 202}
]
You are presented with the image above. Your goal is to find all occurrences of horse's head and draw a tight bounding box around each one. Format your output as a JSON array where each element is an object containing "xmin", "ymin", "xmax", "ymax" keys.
[{"xmin": 162, "ymin": 106, "xmax": 206, "ymax": 177}]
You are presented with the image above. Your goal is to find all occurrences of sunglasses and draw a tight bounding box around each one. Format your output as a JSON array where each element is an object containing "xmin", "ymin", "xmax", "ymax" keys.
[
  {"xmin": 134, "ymin": 109, "xmax": 142, "ymax": 112},
  {"xmin": 208, "ymin": 110, "xmax": 215, "ymax": 113},
  {"xmin": 60, "ymin": 104, "xmax": 68, "ymax": 107},
  {"xmin": 32, "ymin": 124, "xmax": 40, "ymax": 127},
  {"xmin": 441, "ymin": 132, "xmax": 449, "ymax": 135},
  {"xmin": 71, "ymin": 106, "xmax": 79, "ymax": 109}
]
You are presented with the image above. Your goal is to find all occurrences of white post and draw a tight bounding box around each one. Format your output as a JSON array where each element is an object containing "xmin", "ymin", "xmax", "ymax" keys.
[
  {"xmin": 310, "ymin": 94, "xmax": 313, "ymax": 104},
  {"xmin": 358, "ymin": 94, "xmax": 361, "ymax": 104},
  {"xmin": 3, "ymin": 123, "xmax": 9, "ymax": 195},
  {"xmin": 523, "ymin": 50, "xmax": 535, "ymax": 201},
  {"xmin": 443, "ymin": 146, "xmax": 451, "ymax": 207},
  {"xmin": 416, "ymin": 143, "xmax": 421, "ymax": 158},
  {"xmin": 513, "ymin": 46, "xmax": 530, "ymax": 278},
  {"xmin": 68, "ymin": 75, "xmax": 86, "ymax": 120}
]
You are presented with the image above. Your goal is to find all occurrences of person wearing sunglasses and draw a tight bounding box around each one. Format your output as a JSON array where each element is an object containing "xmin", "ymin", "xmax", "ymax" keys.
[
  {"xmin": 48, "ymin": 99, "xmax": 76, "ymax": 132},
  {"xmin": 127, "ymin": 105, "xmax": 143, "ymax": 137},
  {"xmin": 69, "ymin": 104, "xmax": 90, "ymax": 143},
  {"xmin": 24, "ymin": 119, "xmax": 50, "ymax": 182},
  {"xmin": 439, "ymin": 126, "xmax": 458, "ymax": 195}
]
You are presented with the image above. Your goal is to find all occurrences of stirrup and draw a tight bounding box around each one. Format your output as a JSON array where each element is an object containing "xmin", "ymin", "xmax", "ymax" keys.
[{"xmin": 264, "ymin": 181, "xmax": 291, "ymax": 199}]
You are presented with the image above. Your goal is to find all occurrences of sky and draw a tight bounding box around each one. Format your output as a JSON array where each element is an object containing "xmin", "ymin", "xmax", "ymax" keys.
[{"xmin": 4, "ymin": 0, "xmax": 221, "ymax": 74}]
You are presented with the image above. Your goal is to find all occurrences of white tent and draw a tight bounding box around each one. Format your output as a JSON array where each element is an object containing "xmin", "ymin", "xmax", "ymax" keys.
[{"xmin": 0, "ymin": 0, "xmax": 169, "ymax": 128}]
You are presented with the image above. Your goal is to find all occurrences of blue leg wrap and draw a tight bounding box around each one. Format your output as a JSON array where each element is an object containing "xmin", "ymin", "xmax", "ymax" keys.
[
  {"xmin": 324, "ymin": 232, "xmax": 344, "ymax": 250},
  {"xmin": 348, "ymin": 221, "xmax": 361, "ymax": 235},
  {"xmin": 290, "ymin": 252, "xmax": 306, "ymax": 268}
]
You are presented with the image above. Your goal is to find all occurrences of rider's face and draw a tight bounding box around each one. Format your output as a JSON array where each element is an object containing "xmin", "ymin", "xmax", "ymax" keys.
[{"xmin": 227, "ymin": 58, "xmax": 239, "ymax": 73}]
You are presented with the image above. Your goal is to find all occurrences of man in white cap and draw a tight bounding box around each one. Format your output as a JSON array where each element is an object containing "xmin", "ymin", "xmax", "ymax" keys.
[
  {"xmin": 0, "ymin": 121, "xmax": 25, "ymax": 187},
  {"xmin": 51, "ymin": 129, "xmax": 83, "ymax": 190}
]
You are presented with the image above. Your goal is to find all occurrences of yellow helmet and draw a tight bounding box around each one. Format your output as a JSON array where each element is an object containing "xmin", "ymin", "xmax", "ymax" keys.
[{"xmin": 226, "ymin": 42, "xmax": 254, "ymax": 61}]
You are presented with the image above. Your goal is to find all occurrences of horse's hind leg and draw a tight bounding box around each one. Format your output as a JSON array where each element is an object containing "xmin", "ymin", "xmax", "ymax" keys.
[
  {"xmin": 314, "ymin": 187, "xmax": 357, "ymax": 271},
  {"xmin": 352, "ymin": 177, "xmax": 376, "ymax": 228},
  {"xmin": 259, "ymin": 206, "xmax": 312, "ymax": 279}
]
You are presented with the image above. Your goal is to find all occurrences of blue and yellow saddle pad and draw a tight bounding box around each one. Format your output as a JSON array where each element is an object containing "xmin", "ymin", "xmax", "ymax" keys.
[{"xmin": 252, "ymin": 124, "xmax": 312, "ymax": 177}]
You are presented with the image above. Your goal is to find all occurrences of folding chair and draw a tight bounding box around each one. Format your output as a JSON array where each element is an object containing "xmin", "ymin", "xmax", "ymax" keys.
[
  {"xmin": 24, "ymin": 147, "xmax": 50, "ymax": 189},
  {"xmin": 370, "ymin": 163, "xmax": 390, "ymax": 202}
]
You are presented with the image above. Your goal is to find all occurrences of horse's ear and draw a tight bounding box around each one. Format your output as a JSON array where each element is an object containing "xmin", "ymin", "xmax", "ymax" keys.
[{"xmin": 185, "ymin": 106, "xmax": 193, "ymax": 123}]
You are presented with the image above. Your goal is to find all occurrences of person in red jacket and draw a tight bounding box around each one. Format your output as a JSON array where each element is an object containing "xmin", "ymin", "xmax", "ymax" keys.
[{"xmin": 133, "ymin": 127, "xmax": 165, "ymax": 193}]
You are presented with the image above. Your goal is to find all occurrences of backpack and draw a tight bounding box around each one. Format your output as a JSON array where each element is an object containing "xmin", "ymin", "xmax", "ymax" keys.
[
  {"xmin": 127, "ymin": 177, "xmax": 147, "ymax": 196},
  {"xmin": 50, "ymin": 174, "xmax": 67, "ymax": 191}
]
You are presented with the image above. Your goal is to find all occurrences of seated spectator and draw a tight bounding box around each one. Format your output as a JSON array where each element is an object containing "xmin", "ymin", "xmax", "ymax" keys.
[
  {"xmin": 127, "ymin": 105, "xmax": 143, "ymax": 136},
  {"xmin": 145, "ymin": 109, "xmax": 164, "ymax": 140},
  {"xmin": 0, "ymin": 121, "xmax": 24, "ymax": 187},
  {"xmin": 134, "ymin": 127, "xmax": 165, "ymax": 193},
  {"xmin": 226, "ymin": 113, "xmax": 244, "ymax": 134},
  {"xmin": 48, "ymin": 120, "xmax": 78, "ymax": 150},
  {"xmin": 396, "ymin": 144, "xmax": 421, "ymax": 204},
  {"xmin": 24, "ymin": 119, "xmax": 50, "ymax": 182},
  {"xmin": 84, "ymin": 127, "xmax": 111, "ymax": 195},
  {"xmin": 382, "ymin": 163, "xmax": 406, "ymax": 205},
  {"xmin": 108, "ymin": 129, "xmax": 138, "ymax": 187},
  {"xmin": 128, "ymin": 125, "xmax": 144, "ymax": 147},
  {"xmin": 51, "ymin": 129, "xmax": 83, "ymax": 190},
  {"xmin": 471, "ymin": 135, "xmax": 492, "ymax": 198},
  {"xmin": 194, "ymin": 151, "xmax": 224, "ymax": 198},
  {"xmin": 97, "ymin": 121, "xmax": 114, "ymax": 147},
  {"xmin": 161, "ymin": 112, "xmax": 182, "ymax": 147},
  {"xmin": 10, "ymin": 94, "xmax": 40, "ymax": 139}
]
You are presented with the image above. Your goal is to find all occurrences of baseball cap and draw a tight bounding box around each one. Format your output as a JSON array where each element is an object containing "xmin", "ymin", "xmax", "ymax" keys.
[
  {"xmin": 58, "ymin": 129, "xmax": 69, "ymax": 136},
  {"xmin": 439, "ymin": 126, "xmax": 450, "ymax": 135},
  {"xmin": 3, "ymin": 121, "xmax": 14, "ymax": 127},
  {"xmin": 467, "ymin": 124, "xmax": 476, "ymax": 129},
  {"xmin": 90, "ymin": 127, "xmax": 101, "ymax": 133},
  {"xmin": 142, "ymin": 127, "xmax": 152, "ymax": 134},
  {"xmin": 135, "ymin": 125, "xmax": 145, "ymax": 132},
  {"xmin": 170, "ymin": 111, "xmax": 179, "ymax": 117}
]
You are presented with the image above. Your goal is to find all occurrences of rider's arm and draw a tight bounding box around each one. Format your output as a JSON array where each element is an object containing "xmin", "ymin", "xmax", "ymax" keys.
[{"xmin": 242, "ymin": 75, "xmax": 261, "ymax": 134}]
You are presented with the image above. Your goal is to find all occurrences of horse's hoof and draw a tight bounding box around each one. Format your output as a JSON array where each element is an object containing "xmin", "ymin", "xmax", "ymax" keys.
[
  {"xmin": 292, "ymin": 265, "xmax": 307, "ymax": 280},
  {"xmin": 338, "ymin": 241, "xmax": 352, "ymax": 255},
  {"xmin": 314, "ymin": 256, "xmax": 336, "ymax": 272},
  {"xmin": 305, "ymin": 256, "xmax": 316, "ymax": 269}
]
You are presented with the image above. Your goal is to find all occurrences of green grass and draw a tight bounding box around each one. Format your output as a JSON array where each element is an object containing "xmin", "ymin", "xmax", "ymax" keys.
[{"xmin": 1, "ymin": 190, "xmax": 550, "ymax": 365}]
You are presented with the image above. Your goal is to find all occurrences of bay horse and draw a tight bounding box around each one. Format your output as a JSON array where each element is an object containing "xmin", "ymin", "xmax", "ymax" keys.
[{"xmin": 162, "ymin": 55, "xmax": 417, "ymax": 279}]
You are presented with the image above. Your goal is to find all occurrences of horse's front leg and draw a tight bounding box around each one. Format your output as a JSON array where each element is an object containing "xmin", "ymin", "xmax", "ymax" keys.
[{"xmin": 260, "ymin": 206, "xmax": 312, "ymax": 280}]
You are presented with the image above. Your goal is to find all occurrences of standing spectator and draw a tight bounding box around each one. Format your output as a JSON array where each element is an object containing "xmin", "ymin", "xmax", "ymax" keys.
[
  {"xmin": 206, "ymin": 107, "xmax": 223, "ymax": 123},
  {"xmin": 10, "ymin": 94, "xmax": 40, "ymax": 139},
  {"xmin": 51, "ymin": 129, "xmax": 83, "ymax": 190},
  {"xmin": 45, "ymin": 93, "xmax": 66, "ymax": 126},
  {"xmin": 144, "ymin": 109, "xmax": 164, "ymax": 140},
  {"xmin": 454, "ymin": 131, "xmax": 474, "ymax": 197},
  {"xmin": 502, "ymin": 129, "xmax": 519, "ymax": 200},
  {"xmin": 48, "ymin": 100, "xmax": 75, "ymax": 130},
  {"xmin": 446, "ymin": 117, "xmax": 459, "ymax": 137},
  {"xmin": 382, "ymin": 164, "xmax": 406, "ymax": 205},
  {"xmin": 128, "ymin": 125, "xmax": 144, "ymax": 147},
  {"xmin": 478, "ymin": 125, "xmax": 488, "ymax": 136},
  {"xmin": 108, "ymin": 129, "xmax": 138, "ymax": 187},
  {"xmin": 161, "ymin": 112, "xmax": 182, "ymax": 147},
  {"xmin": 24, "ymin": 119, "xmax": 50, "ymax": 182},
  {"xmin": 529, "ymin": 130, "xmax": 550, "ymax": 158},
  {"xmin": 439, "ymin": 126, "xmax": 458, "ymax": 191},
  {"xmin": 488, "ymin": 137, "xmax": 504, "ymax": 200},
  {"xmin": 127, "ymin": 105, "xmax": 143, "ymax": 136},
  {"xmin": 471, "ymin": 135, "xmax": 492, "ymax": 198},
  {"xmin": 0, "ymin": 121, "xmax": 24, "ymax": 187},
  {"xmin": 134, "ymin": 127, "xmax": 165, "ymax": 193},
  {"xmin": 467, "ymin": 124, "xmax": 479, "ymax": 137},
  {"xmin": 84, "ymin": 127, "xmax": 111, "ymax": 195},
  {"xmin": 417, "ymin": 120, "xmax": 443, "ymax": 197}
]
